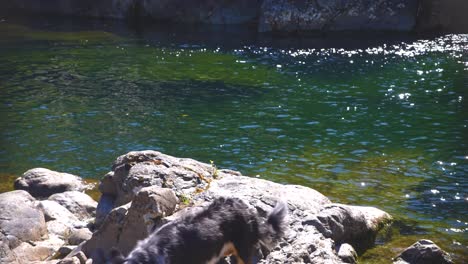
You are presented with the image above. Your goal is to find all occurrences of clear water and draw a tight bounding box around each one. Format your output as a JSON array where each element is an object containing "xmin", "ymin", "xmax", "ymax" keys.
[{"xmin": 0, "ymin": 16, "xmax": 467, "ymax": 262}]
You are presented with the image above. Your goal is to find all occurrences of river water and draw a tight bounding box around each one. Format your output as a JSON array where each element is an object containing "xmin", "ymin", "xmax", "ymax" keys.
[{"xmin": 0, "ymin": 16, "xmax": 467, "ymax": 262}]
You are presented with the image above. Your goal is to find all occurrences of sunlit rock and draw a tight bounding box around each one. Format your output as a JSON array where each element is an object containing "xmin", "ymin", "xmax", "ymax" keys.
[{"xmin": 14, "ymin": 168, "xmax": 92, "ymax": 198}]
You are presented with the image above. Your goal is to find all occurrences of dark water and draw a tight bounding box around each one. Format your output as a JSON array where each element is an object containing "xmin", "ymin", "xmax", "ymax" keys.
[{"xmin": 0, "ymin": 16, "xmax": 467, "ymax": 262}]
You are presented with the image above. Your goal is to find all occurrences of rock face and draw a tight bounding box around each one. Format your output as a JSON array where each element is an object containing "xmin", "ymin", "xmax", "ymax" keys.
[
  {"xmin": 258, "ymin": 0, "xmax": 418, "ymax": 32},
  {"xmin": 393, "ymin": 239, "xmax": 453, "ymax": 264},
  {"xmin": 14, "ymin": 168, "xmax": 92, "ymax": 198},
  {"xmin": 83, "ymin": 150, "xmax": 392, "ymax": 263},
  {"xmin": 7, "ymin": 0, "xmax": 466, "ymax": 33}
]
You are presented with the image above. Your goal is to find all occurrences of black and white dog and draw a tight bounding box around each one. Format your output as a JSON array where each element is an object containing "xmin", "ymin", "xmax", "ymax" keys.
[{"xmin": 110, "ymin": 197, "xmax": 288, "ymax": 264}]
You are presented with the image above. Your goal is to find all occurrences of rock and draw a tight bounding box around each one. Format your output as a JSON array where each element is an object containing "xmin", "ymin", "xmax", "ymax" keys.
[
  {"xmin": 83, "ymin": 186, "xmax": 177, "ymax": 256},
  {"xmin": 11, "ymin": 241, "xmax": 53, "ymax": 262},
  {"xmin": 48, "ymin": 191, "xmax": 97, "ymax": 220},
  {"xmin": 3, "ymin": 0, "xmax": 261, "ymax": 25},
  {"xmin": 303, "ymin": 203, "xmax": 392, "ymax": 253},
  {"xmin": 393, "ymin": 239, "xmax": 453, "ymax": 264},
  {"xmin": 258, "ymin": 0, "xmax": 419, "ymax": 32},
  {"xmin": 0, "ymin": 232, "xmax": 19, "ymax": 264},
  {"xmin": 57, "ymin": 245, "xmax": 78, "ymax": 259},
  {"xmin": 37, "ymin": 200, "xmax": 80, "ymax": 223},
  {"xmin": 68, "ymin": 228, "xmax": 93, "ymax": 246},
  {"xmin": 0, "ymin": 190, "xmax": 47, "ymax": 242},
  {"xmin": 84, "ymin": 150, "xmax": 392, "ymax": 263},
  {"xmin": 338, "ymin": 243, "xmax": 358, "ymax": 263},
  {"xmin": 14, "ymin": 168, "xmax": 92, "ymax": 198},
  {"xmin": 58, "ymin": 256, "xmax": 81, "ymax": 264}
]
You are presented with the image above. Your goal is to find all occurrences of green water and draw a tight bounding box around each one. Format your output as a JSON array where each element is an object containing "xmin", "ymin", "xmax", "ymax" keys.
[{"xmin": 0, "ymin": 17, "xmax": 467, "ymax": 262}]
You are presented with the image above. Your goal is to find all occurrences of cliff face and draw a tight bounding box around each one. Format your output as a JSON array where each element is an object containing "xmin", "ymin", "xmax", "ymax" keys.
[
  {"xmin": 2, "ymin": 0, "xmax": 466, "ymax": 33},
  {"xmin": 416, "ymin": 0, "xmax": 468, "ymax": 33}
]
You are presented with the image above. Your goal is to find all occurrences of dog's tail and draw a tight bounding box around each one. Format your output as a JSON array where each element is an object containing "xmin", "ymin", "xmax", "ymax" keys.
[{"xmin": 260, "ymin": 201, "xmax": 288, "ymax": 250}]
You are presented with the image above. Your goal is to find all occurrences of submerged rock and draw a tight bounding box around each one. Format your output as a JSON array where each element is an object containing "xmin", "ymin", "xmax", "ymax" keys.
[
  {"xmin": 83, "ymin": 150, "xmax": 392, "ymax": 263},
  {"xmin": 14, "ymin": 168, "xmax": 92, "ymax": 198},
  {"xmin": 393, "ymin": 239, "xmax": 453, "ymax": 264}
]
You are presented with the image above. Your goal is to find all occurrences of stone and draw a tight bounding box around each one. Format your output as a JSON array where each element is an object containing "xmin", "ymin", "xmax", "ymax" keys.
[
  {"xmin": 48, "ymin": 191, "xmax": 97, "ymax": 220},
  {"xmin": 11, "ymin": 242, "xmax": 53, "ymax": 262},
  {"xmin": 338, "ymin": 243, "xmax": 358, "ymax": 263},
  {"xmin": 0, "ymin": 232, "xmax": 19, "ymax": 264},
  {"xmin": 58, "ymin": 256, "xmax": 81, "ymax": 264},
  {"xmin": 303, "ymin": 203, "xmax": 392, "ymax": 253},
  {"xmin": 83, "ymin": 186, "xmax": 177, "ymax": 256},
  {"xmin": 85, "ymin": 151, "xmax": 393, "ymax": 263},
  {"xmin": 57, "ymin": 245, "xmax": 78, "ymax": 259},
  {"xmin": 258, "ymin": 0, "xmax": 419, "ymax": 32},
  {"xmin": 14, "ymin": 168, "xmax": 92, "ymax": 198},
  {"xmin": 0, "ymin": 190, "xmax": 47, "ymax": 242},
  {"xmin": 393, "ymin": 239, "xmax": 453, "ymax": 264},
  {"xmin": 68, "ymin": 228, "xmax": 93, "ymax": 246}
]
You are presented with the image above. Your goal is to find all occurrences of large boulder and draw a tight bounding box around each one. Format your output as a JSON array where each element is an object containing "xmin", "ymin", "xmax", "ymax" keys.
[
  {"xmin": 14, "ymin": 168, "xmax": 92, "ymax": 198},
  {"xmin": 0, "ymin": 190, "xmax": 47, "ymax": 242},
  {"xmin": 258, "ymin": 0, "xmax": 419, "ymax": 32},
  {"xmin": 393, "ymin": 239, "xmax": 453, "ymax": 264},
  {"xmin": 85, "ymin": 150, "xmax": 392, "ymax": 263},
  {"xmin": 48, "ymin": 191, "xmax": 97, "ymax": 220}
]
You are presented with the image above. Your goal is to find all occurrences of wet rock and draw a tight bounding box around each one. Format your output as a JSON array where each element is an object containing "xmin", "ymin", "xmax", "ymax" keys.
[
  {"xmin": 48, "ymin": 191, "xmax": 97, "ymax": 220},
  {"xmin": 14, "ymin": 168, "xmax": 92, "ymax": 198},
  {"xmin": 303, "ymin": 203, "xmax": 392, "ymax": 253},
  {"xmin": 258, "ymin": 0, "xmax": 419, "ymax": 32},
  {"xmin": 0, "ymin": 190, "xmax": 47, "ymax": 242},
  {"xmin": 393, "ymin": 239, "xmax": 453, "ymax": 264},
  {"xmin": 338, "ymin": 243, "xmax": 358, "ymax": 263}
]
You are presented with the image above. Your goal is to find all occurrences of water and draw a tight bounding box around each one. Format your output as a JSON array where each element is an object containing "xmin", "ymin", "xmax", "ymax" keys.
[{"xmin": 0, "ymin": 16, "xmax": 467, "ymax": 262}]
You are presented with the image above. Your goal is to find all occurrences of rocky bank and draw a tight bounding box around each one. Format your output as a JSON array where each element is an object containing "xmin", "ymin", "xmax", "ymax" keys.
[
  {"xmin": 0, "ymin": 151, "xmax": 454, "ymax": 263},
  {"xmin": 2, "ymin": 0, "xmax": 467, "ymax": 33}
]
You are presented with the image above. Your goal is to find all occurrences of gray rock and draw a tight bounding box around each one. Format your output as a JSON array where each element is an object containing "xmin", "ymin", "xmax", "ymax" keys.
[
  {"xmin": 84, "ymin": 150, "xmax": 392, "ymax": 263},
  {"xmin": 57, "ymin": 245, "xmax": 78, "ymax": 259},
  {"xmin": 11, "ymin": 241, "xmax": 54, "ymax": 262},
  {"xmin": 258, "ymin": 0, "xmax": 419, "ymax": 32},
  {"xmin": 338, "ymin": 243, "xmax": 358, "ymax": 263},
  {"xmin": 68, "ymin": 228, "xmax": 93, "ymax": 246},
  {"xmin": 58, "ymin": 256, "xmax": 81, "ymax": 264},
  {"xmin": 48, "ymin": 191, "xmax": 97, "ymax": 220},
  {"xmin": 14, "ymin": 168, "xmax": 92, "ymax": 198},
  {"xmin": 83, "ymin": 186, "xmax": 177, "ymax": 256},
  {"xmin": 393, "ymin": 239, "xmax": 453, "ymax": 264},
  {"xmin": 0, "ymin": 190, "xmax": 47, "ymax": 242},
  {"xmin": 303, "ymin": 203, "xmax": 392, "ymax": 253},
  {"xmin": 0, "ymin": 232, "xmax": 19, "ymax": 264}
]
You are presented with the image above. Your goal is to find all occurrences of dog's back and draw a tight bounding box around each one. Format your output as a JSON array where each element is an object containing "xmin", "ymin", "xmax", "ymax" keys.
[{"xmin": 111, "ymin": 197, "xmax": 287, "ymax": 264}]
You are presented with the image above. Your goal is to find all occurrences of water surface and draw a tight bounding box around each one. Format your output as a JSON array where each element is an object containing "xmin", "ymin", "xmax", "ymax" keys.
[{"xmin": 0, "ymin": 16, "xmax": 467, "ymax": 262}]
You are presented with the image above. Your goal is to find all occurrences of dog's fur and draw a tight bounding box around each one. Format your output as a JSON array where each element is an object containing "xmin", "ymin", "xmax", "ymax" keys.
[{"xmin": 109, "ymin": 197, "xmax": 287, "ymax": 264}]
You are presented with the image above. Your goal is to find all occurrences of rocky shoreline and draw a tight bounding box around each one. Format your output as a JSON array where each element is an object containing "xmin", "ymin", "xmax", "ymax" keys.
[
  {"xmin": 2, "ymin": 0, "xmax": 467, "ymax": 33},
  {"xmin": 0, "ymin": 151, "xmax": 454, "ymax": 263}
]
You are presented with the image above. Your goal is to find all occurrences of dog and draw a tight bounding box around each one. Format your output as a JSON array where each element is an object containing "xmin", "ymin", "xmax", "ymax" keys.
[{"xmin": 109, "ymin": 197, "xmax": 288, "ymax": 264}]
